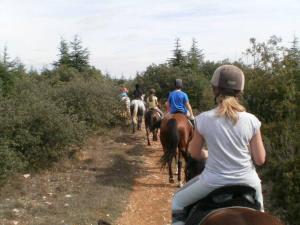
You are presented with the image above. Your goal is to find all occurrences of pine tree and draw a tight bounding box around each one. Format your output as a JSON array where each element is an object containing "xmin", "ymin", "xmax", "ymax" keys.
[
  {"xmin": 187, "ymin": 38, "xmax": 204, "ymax": 72},
  {"xmin": 1, "ymin": 46, "xmax": 15, "ymax": 69},
  {"xmin": 288, "ymin": 35, "xmax": 300, "ymax": 66},
  {"xmin": 169, "ymin": 38, "xmax": 186, "ymax": 67},
  {"xmin": 69, "ymin": 35, "xmax": 90, "ymax": 72},
  {"xmin": 54, "ymin": 38, "xmax": 71, "ymax": 67}
]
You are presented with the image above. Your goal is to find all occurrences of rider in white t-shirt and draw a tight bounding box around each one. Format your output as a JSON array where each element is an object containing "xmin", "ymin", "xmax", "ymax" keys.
[{"xmin": 172, "ymin": 65, "xmax": 266, "ymax": 225}]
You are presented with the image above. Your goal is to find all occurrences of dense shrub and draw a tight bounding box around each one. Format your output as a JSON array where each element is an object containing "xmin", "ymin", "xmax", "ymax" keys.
[
  {"xmin": 51, "ymin": 77, "xmax": 123, "ymax": 129},
  {"xmin": 0, "ymin": 78, "xmax": 86, "ymax": 171},
  {"xmin": 0, "ymin": 143, "xmax": 25, "ymax": 181},
  {"xmin": 267, "ymin": 158, "xmax": 300, "ymax": 222}
]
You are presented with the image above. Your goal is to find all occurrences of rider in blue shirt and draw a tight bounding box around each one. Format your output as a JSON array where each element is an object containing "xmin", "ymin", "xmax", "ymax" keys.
[{"xmin": 168, "ymin": 79, "xmax": 195, "ymax": 124}]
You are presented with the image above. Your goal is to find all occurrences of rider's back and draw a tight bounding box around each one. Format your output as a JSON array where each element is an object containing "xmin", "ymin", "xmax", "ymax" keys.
[
  {"xmin": 196, "ymin": 108, "xmax": 261, "ymax": 186},
  {"xmin": 168, "ymin": 90, "xmax": 188, "ymax": 114}
]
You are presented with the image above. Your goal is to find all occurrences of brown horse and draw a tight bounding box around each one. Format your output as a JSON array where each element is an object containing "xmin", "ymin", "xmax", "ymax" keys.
[
  {"xmin": 199, "ymin": 208, "xmax": 284, "ymax": 225},
  {"xmin": 144, "ymin": 109, "xmax": 162, "ymax": 145},
  {"xmin": 159, "ymin": 113, "xmax": 194, "ymax": 187},
  {"xmin": 184, "ymin": 157, "xmax": 285, "ymax": 225}
]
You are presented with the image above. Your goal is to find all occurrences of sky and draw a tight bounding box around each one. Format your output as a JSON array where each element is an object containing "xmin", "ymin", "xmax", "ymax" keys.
[{"xmin": 0, "ymin": 0, "xmax": 299, "ymax": 78}]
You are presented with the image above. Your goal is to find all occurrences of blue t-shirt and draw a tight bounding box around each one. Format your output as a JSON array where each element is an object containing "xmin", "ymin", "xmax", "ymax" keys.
[{"xmin": 168, "ymin": 90, "xmax": 189, "ymax": 114}]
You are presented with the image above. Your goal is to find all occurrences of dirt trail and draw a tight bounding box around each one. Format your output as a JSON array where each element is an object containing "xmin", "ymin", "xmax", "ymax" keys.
[{"xmin": 115, "ymin": 132, "xmax": 175, "ymax": 225}]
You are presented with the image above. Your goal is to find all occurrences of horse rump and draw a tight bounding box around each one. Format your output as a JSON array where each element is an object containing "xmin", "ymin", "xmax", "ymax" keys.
[{"xmin": 160, "ymin": 118, "xmax": 179, "ymax": 168}]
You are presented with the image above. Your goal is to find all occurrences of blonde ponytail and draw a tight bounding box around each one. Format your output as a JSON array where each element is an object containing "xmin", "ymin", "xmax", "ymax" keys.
[{"xmin": 216, "ymin": 96, "xmax": 245, "ymax": 124}]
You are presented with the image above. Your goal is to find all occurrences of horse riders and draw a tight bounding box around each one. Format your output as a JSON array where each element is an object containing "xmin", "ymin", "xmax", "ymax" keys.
[
  {"xmin": 171, "ymin": 65, "xmax": 266, "ymax": 225},
  {"xmin": 146, "ymin": 88, "xmax": 163, "ymax": 117},
  {"xmin": 167, "ymin": 79, "xmax": 195, "ymax": 125}
]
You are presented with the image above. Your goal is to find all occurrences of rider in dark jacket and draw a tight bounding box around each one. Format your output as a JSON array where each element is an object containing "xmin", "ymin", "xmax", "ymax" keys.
[{"xmin": 133, "ymin": 84, "xmax": 144, "ymax": 100}]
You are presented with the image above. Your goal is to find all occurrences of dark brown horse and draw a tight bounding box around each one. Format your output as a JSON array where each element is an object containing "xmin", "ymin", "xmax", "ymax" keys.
[
  {"xmin": 184, "ymin": 157, "xmax": 285, "ymax": 225},
  {"xmin": 159, "ymin": 113, "xmax": 194, "ymax": 187},
  {"xmin": 144, "ymin": 109, "xmax": 161, "ymax": 145}
]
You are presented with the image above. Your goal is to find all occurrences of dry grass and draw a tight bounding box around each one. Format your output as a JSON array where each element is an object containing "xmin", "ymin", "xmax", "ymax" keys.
[{"xmin": 0, "ymin": 128, "xmax": 145, "ymax": 225}]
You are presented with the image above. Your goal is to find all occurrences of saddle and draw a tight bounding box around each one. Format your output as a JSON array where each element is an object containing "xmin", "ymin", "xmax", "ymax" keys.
[
  {"xmin": 173, "ymin": 111, "xmax": 194, "ymax": 127},
  {"xmin": 185, "ymin": 185, "xmax": 261, "ymax": 225}
]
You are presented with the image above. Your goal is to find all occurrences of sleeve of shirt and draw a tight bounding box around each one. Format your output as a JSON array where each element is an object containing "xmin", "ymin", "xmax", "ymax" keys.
[
  {"xmin": 183, "ymin": 93, "xmax": 189, "ymax": 104},
  {"xmin": 251, "ymin": 115, "xmax": 261, "ymax": 136},
  {"xmin": 195, "ymin": 113, "xmax": 205, "ymax": 135}
]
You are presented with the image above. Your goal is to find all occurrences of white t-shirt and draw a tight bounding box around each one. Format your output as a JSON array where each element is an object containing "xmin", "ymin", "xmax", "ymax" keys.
[{"xmin": 196, "ymin": 108, "xmax": 262, "ymax": 187}]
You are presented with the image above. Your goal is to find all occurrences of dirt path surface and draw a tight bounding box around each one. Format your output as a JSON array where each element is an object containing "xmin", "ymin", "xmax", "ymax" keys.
[{"xmin": 115, "ymin": 133, "xmax": 175, "ymax": 225}]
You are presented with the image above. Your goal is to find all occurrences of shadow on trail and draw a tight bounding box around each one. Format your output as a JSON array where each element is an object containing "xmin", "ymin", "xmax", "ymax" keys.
[
  {"xmin": 94, "ymin": 140, "xmax": 147, "ymax": 190},
  {"xmin": 113, "ymin": 132, "xmax": 141, "ymax": 144},
  {"xmin": 95, "ymin": 154, "xmax": 141, "ymax": 190},
  {"xmin": 95, "ymin": 130, "xmax": 168, "ymax": 191},
  {"xmin": 126, "ymin": 144, "xmax": 146, "ymax": 156}
]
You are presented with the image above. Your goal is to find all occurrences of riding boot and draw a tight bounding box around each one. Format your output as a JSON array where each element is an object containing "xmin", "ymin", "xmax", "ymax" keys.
[{"xmin": 189, "ymin": 119, "xmax": 195, "ymax": 128}]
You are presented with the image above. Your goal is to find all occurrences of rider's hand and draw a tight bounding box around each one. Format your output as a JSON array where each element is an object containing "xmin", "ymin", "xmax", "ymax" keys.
[{"xmin": 190, "ymin": 115, "xmax": 195, "ymax": 120}]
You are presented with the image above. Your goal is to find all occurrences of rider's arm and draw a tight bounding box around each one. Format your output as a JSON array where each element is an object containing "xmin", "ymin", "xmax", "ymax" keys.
[
  {"xmin": 185, "ymin": 101, "xmax": 194, "ymax": 118},
  {"xmin": 188, "ymin": 129, "xmax": 207, "ymax": 160},
  {"xmin": 249, "ymin": 130, "xmax": 266, "ymax": 166}
]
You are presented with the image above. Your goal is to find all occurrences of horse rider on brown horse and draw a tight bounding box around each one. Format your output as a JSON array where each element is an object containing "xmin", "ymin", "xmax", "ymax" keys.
[
  {"xmin": 146, "ymin": 88, "xmax": 164, "ymax": 117},
  {"xmin": 172, "ymin": 65, "xmax": 266, "ymax": 225},
  {"xmin": 167, "ymin": 79, "xmax": 195, "ymax": 126}
]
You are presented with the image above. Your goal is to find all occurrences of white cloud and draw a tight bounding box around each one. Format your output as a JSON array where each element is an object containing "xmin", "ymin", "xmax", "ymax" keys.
[{"xmin": 0, "ymin": 0, "xmax": 299, "ymax": 77}]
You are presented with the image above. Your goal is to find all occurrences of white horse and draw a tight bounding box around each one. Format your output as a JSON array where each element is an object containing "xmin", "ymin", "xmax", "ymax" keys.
[{"xmin": 130, "ymin": 99, "xmax": 146, "ymax": 133}]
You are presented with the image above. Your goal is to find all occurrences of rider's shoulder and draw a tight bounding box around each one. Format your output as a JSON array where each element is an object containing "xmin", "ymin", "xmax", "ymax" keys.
[
  {"xmin": 195, "ymin": 109, "xmax": 216, "ymax": 122},
  {"xmin": 238, "ymin": 111, "xmax": 261, "ymax": 125}
]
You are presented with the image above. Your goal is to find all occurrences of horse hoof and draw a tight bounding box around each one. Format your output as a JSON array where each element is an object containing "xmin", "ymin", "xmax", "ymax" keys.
[
  {"xmin": 178, "ymin": 182, "xmax": 183, "ymax": 188},
  {"xmin": 169, "ymin": 178, "xmax": 175, "ymax": 183}
]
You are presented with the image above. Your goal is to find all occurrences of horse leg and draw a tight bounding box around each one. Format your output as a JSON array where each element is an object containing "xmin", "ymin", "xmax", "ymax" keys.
[
  {"xmin": 146, "ymin": 126, "xmax": 151, "ymax": 145},
  {"xmin": 153, "ymin": 129, "xmax": 158, "ymax": 141},
  {"xmin": 168, "ymin": 160, "xmax": 174, "ymax": 183},
  {"xmin": 138, "ymin": 116, "xmax": 142, "ymax": 130},
  {"xmin": 177, "ymin": 150, "xmax": 183, "ymax": 187},
  {"xmin": 132, "ymin": 119, "xmax": 135, "ymax": 133}
]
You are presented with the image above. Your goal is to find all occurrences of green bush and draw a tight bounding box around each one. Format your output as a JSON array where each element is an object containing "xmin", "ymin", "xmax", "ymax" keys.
[
  {"xmin": 0, "ymin": 143, "xmax": 25, "ymax": 182},
  {"xmin": 267, "ymin": 157, "xmax": 300, "ymax": 222},
  {"xmin": 52, "ymin": 77, "xmax": 123, "ymax": 129},
  {"xmin": 0, "ymin": 78, "xmax": 86, "ymax": 171}
]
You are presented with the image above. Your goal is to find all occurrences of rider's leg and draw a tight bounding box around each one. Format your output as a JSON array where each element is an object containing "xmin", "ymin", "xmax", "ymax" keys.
[
  {"xmin": 251, "ymin": 182, "xmax": 264, "ymax": 212},
  {"xmin": 172, "ymin": 176, "xmax": 216, "ymax": 225},
  {"xmin": 155, "ymin": 107, "xmax": 164, "ymax": 117}
]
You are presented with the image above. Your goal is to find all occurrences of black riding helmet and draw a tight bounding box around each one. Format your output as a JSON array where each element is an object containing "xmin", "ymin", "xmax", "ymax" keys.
[{"xmin": 175, "ymin": 79, "xmax": 183, "ymax": 89}]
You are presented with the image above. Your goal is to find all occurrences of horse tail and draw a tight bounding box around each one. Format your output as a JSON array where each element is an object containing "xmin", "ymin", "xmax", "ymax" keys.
[
  {"xmin": 160, "ymin": 118, "xmax": 179, "ymax": 168},
  {"xmin": 153, "ymin": 119, "xmax": 161, "ymax": 130}
]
